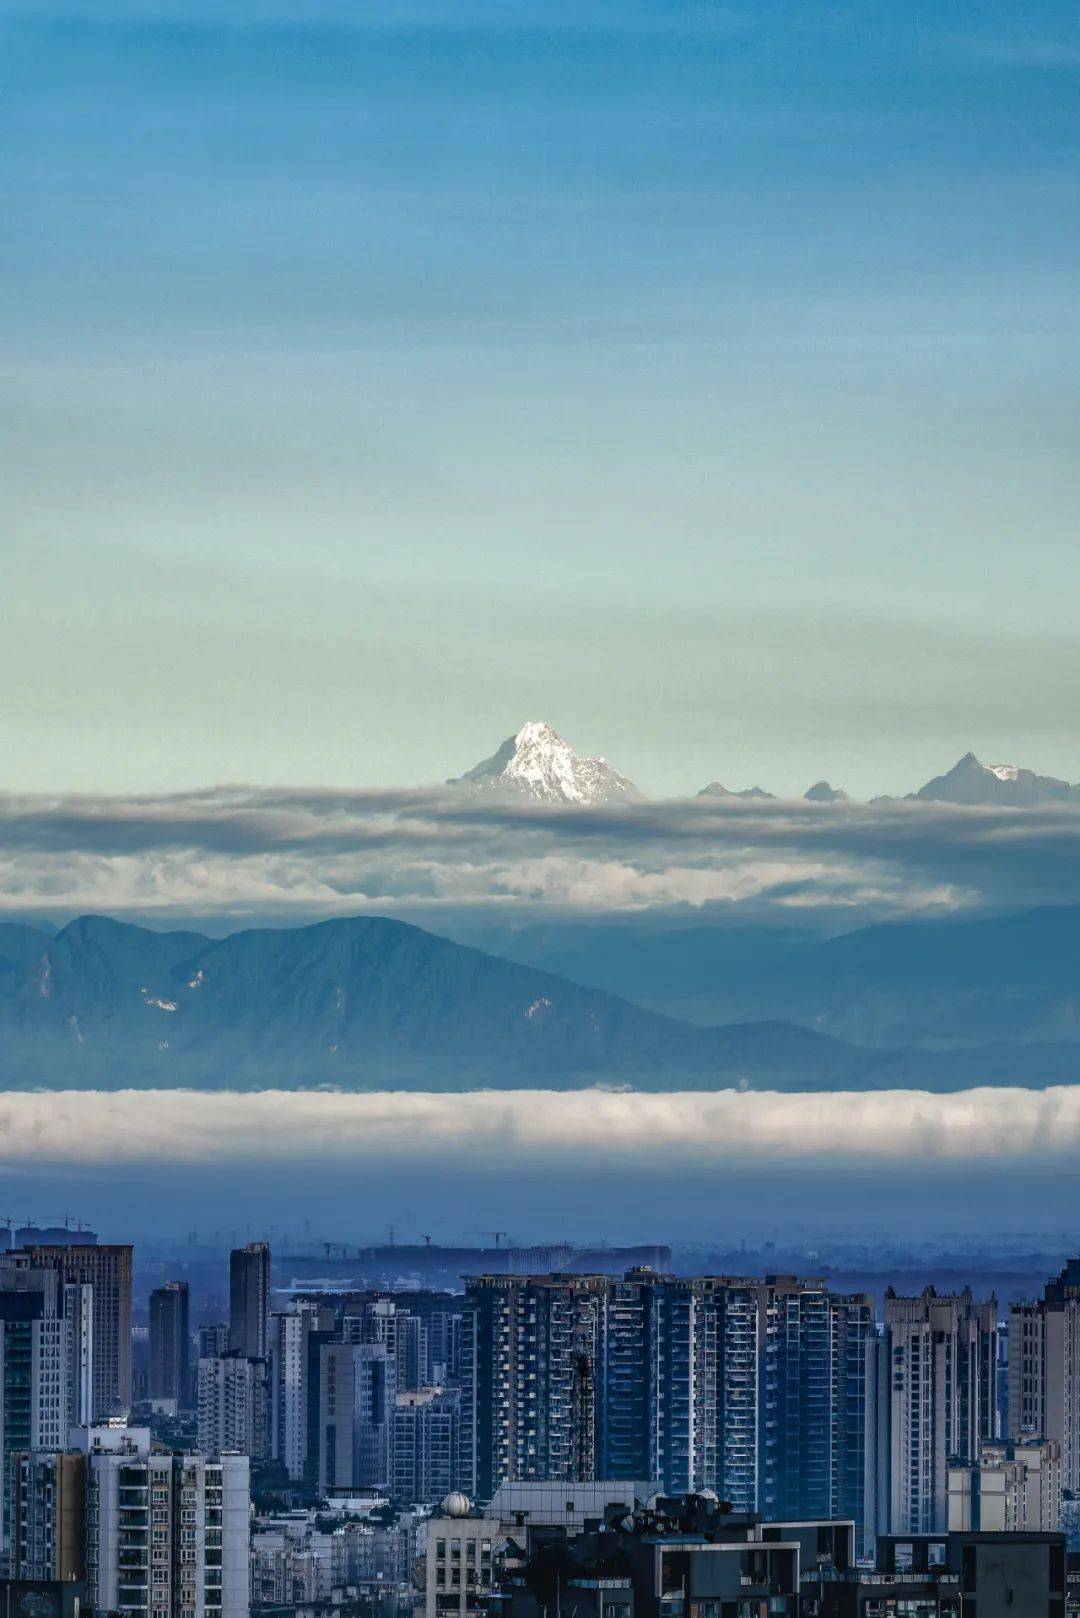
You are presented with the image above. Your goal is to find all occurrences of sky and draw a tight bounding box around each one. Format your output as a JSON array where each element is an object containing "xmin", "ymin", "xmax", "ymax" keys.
[{"xmin": 4, "ymin": 0, "xmax": 1080, "ymax": 800}]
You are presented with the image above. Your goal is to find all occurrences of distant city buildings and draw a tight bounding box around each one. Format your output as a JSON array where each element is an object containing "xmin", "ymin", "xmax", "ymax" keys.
[
  {"xmin": 1010, "ymin": 1259, "xmax": 1080, "ymax": 1497},
  {"xmin": 23, "ymin": 1242, "xmax": 133, "ymax": 1419},
  {"xmin": 459, "ymin": 1270, "xmax": 873, "ymax": 1543},
  {"xmin": 393, "ymin": 1388, "xmax": 460, "ymax": 1505},
  {"xmin": 198, "ymin": 1351, "xmax": 270, "ymax": 1461},
  {"xmin": 229, "ymin": 1242, "xmax": 271, "ymax": 1361},
  {"xmin": 3, "ymin": 1228, "xmax": 1080, "ymax": 1618},
  {"xmin": 150, "ymin": 1280, "xmax": 191, "ymax": 1409}
]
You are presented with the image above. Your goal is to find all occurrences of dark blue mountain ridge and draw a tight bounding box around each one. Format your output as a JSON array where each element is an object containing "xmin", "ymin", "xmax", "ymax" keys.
[
  {"xmin": 477, "ymin": 905, "xmax": 1080, "ymax": 1047},
  {"xmin": 0, "ymin": 911, "xmax": 1077, "ymax": 1092}
]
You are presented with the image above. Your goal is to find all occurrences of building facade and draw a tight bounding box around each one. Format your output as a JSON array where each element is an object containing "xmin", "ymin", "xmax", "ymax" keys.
[
  {"xmin": 197, "ymin": 1352, "xmax": 270, "ymax": 1461},
  {"xmin": 150, "ymin": 1283, "xmax": 191, "ymax": 1410},
  {"xmin": 83, "ymin": 1425, "xmax": 250, "ymax": 1618},
  {"xmin": 24, "ymin": 1244, "xmax": 132, "ymax": 1419},
  {"xmin": 866, "ymin": 1288, "xmax": 997, "ymax": 1540},
  {"xmin": 229, "ymin": 1244, "xmax": 270, "ymax": 1363}
]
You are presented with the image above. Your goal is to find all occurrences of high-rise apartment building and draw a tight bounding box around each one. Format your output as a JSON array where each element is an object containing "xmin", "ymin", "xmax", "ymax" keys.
[
  {"xmin": 229, "ymin": 1243, "xmax": 270, "ymax": 1362},
  {"xmin": 198, "ymin": 1352, "xmax": 270, "ymax": 1461},
  {"xmin": 460, "ymin": 1275, "xmax": 607, "ymax": 1502},
  {"xmin": 307, "ymin": 1340, "xmax": 395, "ymax": 1495},
  {"xmin": 82, "ymin": 1424, "xmax": 250, "ymax": 1618},
  {"xmin": 10, "ymin": 1451, "xmax": 86, "ymax": 1581},
  {"xmin": 599, "ymin": 1272, "xmax": 715, "ymax": 1495},
  {"xmin": 346, "ymin": 1299, "xmax": 431, "ymax": 1393},
  {"xmin": 0, "ymin": 1268, "xmax": 83, "ymax": 1575},
  {"xmin": 0, "ymin": 1260, "xmax": 93, "ymax": 1433},
  {"xmin": 461, "ymin": 1268, "xmax": 871, "ymax": 1536},
  {"xmin": 270, "ymin": 1302, "xmax": 327, "ymax": 1484},
  {"xmin": 150, "ymin": 1282, "xmax": 191, "ymax": 1409},
  {"xmin": 866, "ymin": 1287, "xmax": 996, "ymax": 1539},
  {"xmin": 392, "ymin": 1388, "xmax": 460, "ymax": 1505},
  {"xmin": 1009, "ymin": 1259, "xmax": 1080, "ymax": 1498},
  {"xmin": 24, "ymin": 1244, "xmax": 132, "ymax": 1418}
]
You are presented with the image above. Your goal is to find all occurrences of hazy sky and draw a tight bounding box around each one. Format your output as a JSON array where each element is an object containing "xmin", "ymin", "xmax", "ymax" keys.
[{"xmin": 4, "ymin": 0, "xmax": 1080, "ymax": 799}]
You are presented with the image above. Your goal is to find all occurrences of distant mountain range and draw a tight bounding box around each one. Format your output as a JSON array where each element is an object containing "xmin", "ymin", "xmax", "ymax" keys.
[
  {"xmin": 474, "ymin": 906, "xmax": 1080, "ymax": 1048},
  {"xmin": 1, "ymin": 910, "xmax": 1079, "ymax": 1093},
  {"xmin": 911, "ymin": 751, "xmax": 1079, "ymax": 807},
  {"xmin": 449, "ymin": 722, "xmax": 1080, "ymax": 807}
]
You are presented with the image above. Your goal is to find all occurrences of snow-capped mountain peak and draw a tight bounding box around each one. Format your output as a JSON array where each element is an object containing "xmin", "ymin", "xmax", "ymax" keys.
[
  {"xmin": 916, "ymin": 751, "xmax": 1078, "ymax": 806},
  {"xmin": 450, "ymin": 720, "xmax": 640, "ymax": 805}
]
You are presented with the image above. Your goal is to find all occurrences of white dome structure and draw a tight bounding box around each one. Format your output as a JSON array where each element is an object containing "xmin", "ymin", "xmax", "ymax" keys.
[{"xmin": 442, "ymin": 1492, "xmax": 472, "ymax": 1518}]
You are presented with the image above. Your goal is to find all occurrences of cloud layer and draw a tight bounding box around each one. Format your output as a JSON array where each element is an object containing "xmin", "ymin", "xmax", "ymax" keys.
[
  {"xmin": 2, "ymin": 785, "xmax": 1080, "ymax": 925},
  {"xmin": 1, "ymin": 1085, "xmax": 1077, "ymax": 1167}
]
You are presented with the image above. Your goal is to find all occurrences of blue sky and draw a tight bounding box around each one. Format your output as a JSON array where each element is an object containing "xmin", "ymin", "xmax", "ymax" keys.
[{"xmin": 4, "ymin": 0, "xmax": 1080, "ymax": 797}]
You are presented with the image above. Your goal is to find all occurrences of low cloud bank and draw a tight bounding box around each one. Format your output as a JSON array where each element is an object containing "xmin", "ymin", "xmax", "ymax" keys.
[
  {"xmin": 0, "ymin": 1086, "xmax": 1075, "ymax": 1167},
  {"xmin": 3, "ymin": 786, "xmax": 1080, "ymax": 923}
]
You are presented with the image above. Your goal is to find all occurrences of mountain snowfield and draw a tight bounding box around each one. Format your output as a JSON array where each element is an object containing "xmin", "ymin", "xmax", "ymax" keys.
[
  {"xmin": 449, "ymin": 720, "xmax": 640, "ymax": 805},
  {"xmin": 448, "ymin": 722, "xmax": 1080, "ymax": 806}
]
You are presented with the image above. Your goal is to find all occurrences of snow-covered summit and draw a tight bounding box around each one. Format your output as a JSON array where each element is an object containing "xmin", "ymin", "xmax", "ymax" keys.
[{"xmin": 449, "ymin": 721, "xmax": 640, "ymax": 805}]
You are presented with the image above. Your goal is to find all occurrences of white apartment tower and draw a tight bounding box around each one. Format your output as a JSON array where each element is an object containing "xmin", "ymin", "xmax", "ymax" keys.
[
  {"xmin": 1009, "ymin": 1258, "xmax": 1080, "ymax": 1494},
  {"xmin": 866, "ymin": 1287, "xmax": 996, "ymax": 1539},
  {"xmin": 82, "ymin": 1425, "xmax": 250, "ymax": 1618}
]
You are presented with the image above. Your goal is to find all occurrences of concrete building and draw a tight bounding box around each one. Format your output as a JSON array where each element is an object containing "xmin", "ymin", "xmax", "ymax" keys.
[
  {"xmin": 478, "ymin": 1491, "xmax": 1068, "ymax": 1618},
  {"xmin": 466, "ymin": 1493, "xmax": 809, "ymax": 1618},
  {"xmin": 0, "ymin": 1277, "xmax": 77, "ymax": 1575},
  {"xmin": 462, "ymin": 1269, "xmax": 871, "ymax": 1545},
  {"xmin": 229, "ymin": 1243, "xmax": 271, "ymax": 1362},
  {"xmin": 150, "ymin": 1282, "xmax": 191, "ymax": 1410},
  {"xmin": 23, "ymin": 1244, "xmax": 132, "ymax": 1419},
  {"xmin": 1010, "ymin": 1260, "xmax": 1080, "ymax": 1496},
  {"xmin": 308, "ymin": 1340, "xmax": 395, "ymax": 1495},
  {"xmin": 81, "ymin": 1422, "xmax": 250, "ymax": 1618},
  {"xmin": 392, "ymin": 1388, "xmax": 460, "ymax": 1505},
  {"xmin": 423, "ymin": 1496, "xmax": 500, "ymax": 1618},
  {"xmin": 9, "ymin": 1450, "xmax": 86, "ymax": 1581},
  {"xmin": 424, "ymin": 1480, "xmax": 660, "ymax": 1618},
  {"xmin": 459, "ymin": 1275, "xmax": 608, "ymax": 1501},
  {"xmin": 197, "ymin": 1352, "xmax": 270, "ymax": 1461},
  {"xmin": 269, "ymin": 1302, "xmax": 328, "ymax": 1484},
  {"xmin": 346, "ymin": 1299, "xmax": 431, "ymax": 1394},
  {"xmin": 866, "ymin": 1287, "xmax": 997, "ymax": 1540},
  {"xmin": 199, "ymin": 1324, "xmax": 230, "ymax": 1361},
  {"xmin": 949, "ymin": 1439, "xmax": 1063, "ymax": 1533}
]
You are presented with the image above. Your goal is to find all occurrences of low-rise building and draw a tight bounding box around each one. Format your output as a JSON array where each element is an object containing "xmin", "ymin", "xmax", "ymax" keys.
[{"xmin": 949, "ymin": 1439, "xmax": 1062, "ymax": 1533}]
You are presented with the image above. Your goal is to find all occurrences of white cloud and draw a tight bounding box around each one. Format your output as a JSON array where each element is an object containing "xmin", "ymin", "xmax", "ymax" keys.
[
  {"xmin": 0, "ymin": 784, "xmax": 1055, "ymax": 924},
  {"xmin": 0, "ymin": 1086, "xmax": 1074, "ymax": 1166}
]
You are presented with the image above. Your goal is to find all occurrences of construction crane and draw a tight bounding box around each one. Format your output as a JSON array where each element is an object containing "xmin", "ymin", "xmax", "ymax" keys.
[{"xmin": 469, "ymin": 1230, "xmax": 510, "ymax": 1249}]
